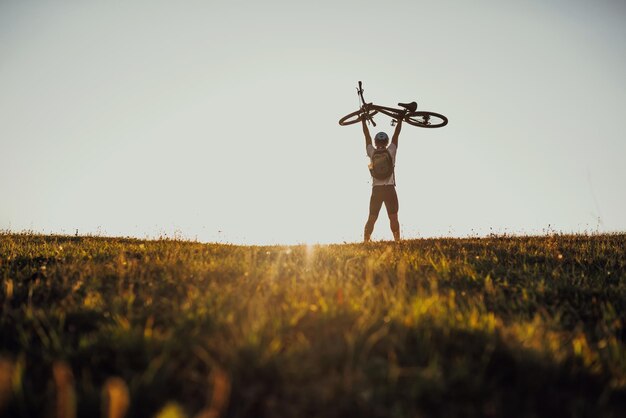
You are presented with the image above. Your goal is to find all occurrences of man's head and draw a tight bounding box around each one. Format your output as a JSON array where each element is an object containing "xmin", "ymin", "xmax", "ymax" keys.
[{"xmin": 374, "ymin": 132, "xmax": 389, "ymax": 148}]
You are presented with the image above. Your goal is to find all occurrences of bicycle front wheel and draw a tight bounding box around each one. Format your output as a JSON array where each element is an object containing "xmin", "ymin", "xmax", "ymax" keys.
[
  {"xmin": 404, "ymin": 111, "xmax": 448, "ymax": 128},
  {"xmin": 338, "ymin": 109, "xmax": 378, "ymax": 126}
]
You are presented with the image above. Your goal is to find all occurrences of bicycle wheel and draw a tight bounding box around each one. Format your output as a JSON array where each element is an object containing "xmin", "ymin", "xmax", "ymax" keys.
[
  {"xmin": 404, "ymin": 111, "xmax": 448, "ymax": 128},
  {"xmin": 338, "ymin": 108, "xmax": 378, "ymax": 126}
]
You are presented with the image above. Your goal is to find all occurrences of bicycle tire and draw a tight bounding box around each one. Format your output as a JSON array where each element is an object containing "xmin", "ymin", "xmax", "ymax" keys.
[
  {"xmin": 338, "ymin": 109, "xmax": 378, "ymax": 126},
  {"xmin": 404, "ymin": 111, "xmax": 448, "ymax": 128}
]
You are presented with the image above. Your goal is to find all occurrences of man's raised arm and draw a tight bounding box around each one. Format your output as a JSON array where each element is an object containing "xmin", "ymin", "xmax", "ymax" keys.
[
  {"xmin": 391, "ymin": 111, "xmax": 407, "ymax": 148},
  {"xmin": 361, "ymin": 114, "xmax": 372, "ymax": 150}
]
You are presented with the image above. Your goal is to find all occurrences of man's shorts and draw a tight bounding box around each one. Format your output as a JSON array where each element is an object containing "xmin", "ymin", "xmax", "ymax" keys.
[{"xmin": 369, "ymin": 185, "xmax": 399, "ymax": 217}]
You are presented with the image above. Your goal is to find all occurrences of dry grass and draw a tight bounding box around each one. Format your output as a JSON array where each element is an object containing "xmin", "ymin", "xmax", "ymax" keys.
[{"xmin": 1, "ymin": 232, "xmax": 625, "ymax": 417}]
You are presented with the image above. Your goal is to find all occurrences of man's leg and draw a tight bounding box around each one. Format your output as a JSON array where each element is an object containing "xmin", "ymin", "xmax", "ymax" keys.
[
  {"xmin": 364, "ymin": 215, "xmax": 378, "ymax": 242},
  {"xmin": 389, "ymin": 213, "xmax": 400, "ymax": 241},
  {"xmin": 384, "ymin": 186, "xmax": 400, "ymax": 241},
  {"xmin": 365, "ymin": 187, "xmax": 383, "ymax": 242}
]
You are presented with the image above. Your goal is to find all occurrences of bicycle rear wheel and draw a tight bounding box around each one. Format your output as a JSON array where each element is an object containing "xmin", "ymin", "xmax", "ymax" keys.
[
  {"xmin": 404, "ymin": 111, "xmax": 448, "ymax": 128},
  {"xmin": 338, "ymin": 109, "xmax": 378, "ymax": 126}
]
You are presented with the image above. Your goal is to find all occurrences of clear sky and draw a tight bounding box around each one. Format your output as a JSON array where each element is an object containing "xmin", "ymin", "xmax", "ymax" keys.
[{"xmin": 1, "ymin": 0, "xmax": 625, "ymax": 244}]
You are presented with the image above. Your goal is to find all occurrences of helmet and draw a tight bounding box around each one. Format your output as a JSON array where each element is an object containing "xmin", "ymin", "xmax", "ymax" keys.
[{"xmin": 374, "ymin": 132, "xmax": 389, "ymax": 143}]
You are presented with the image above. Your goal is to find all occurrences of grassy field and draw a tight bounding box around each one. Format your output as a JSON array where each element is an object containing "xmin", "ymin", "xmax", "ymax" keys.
[{"xmin": 1, "ymin": 232, "xmax": 625, "ymax": 418}]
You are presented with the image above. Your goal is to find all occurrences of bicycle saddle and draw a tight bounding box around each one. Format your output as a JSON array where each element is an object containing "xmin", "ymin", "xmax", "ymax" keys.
[{"xmin": 398, "ymin": 102, "xmax": 417, "ymax": 112}]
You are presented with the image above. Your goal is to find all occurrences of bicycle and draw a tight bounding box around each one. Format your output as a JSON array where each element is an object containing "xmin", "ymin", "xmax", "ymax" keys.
[{"xmin": 338, "ymin": 81, "xmax": 448, "ymax": 128}]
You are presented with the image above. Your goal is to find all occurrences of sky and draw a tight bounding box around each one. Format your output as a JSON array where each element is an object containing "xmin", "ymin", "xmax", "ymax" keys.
[{"xmin": 1, "ymin": 0, "xmax": 625, "ymax": 245}]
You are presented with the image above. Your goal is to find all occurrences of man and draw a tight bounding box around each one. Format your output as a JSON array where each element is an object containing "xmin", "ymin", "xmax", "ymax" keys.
[{"xmin": 361, "ymin": 112, "xmax": 405, "ymax": 242}]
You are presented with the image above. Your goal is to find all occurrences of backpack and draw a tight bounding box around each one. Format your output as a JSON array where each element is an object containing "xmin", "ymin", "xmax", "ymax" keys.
[{"xmin": 369, "ymin": 149, "xmax": 394, "ymax": 180}]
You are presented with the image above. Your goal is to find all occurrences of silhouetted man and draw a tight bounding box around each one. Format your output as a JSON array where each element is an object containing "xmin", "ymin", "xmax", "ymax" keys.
[{"xmin": 361, "ymin": 113, "xmax": 405, "ymax": 242}]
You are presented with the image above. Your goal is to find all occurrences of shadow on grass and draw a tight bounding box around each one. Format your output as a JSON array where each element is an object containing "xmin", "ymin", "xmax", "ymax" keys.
[{"xmin": 221, "ymin": 313, "xmax": 626, "ymax": 418}]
